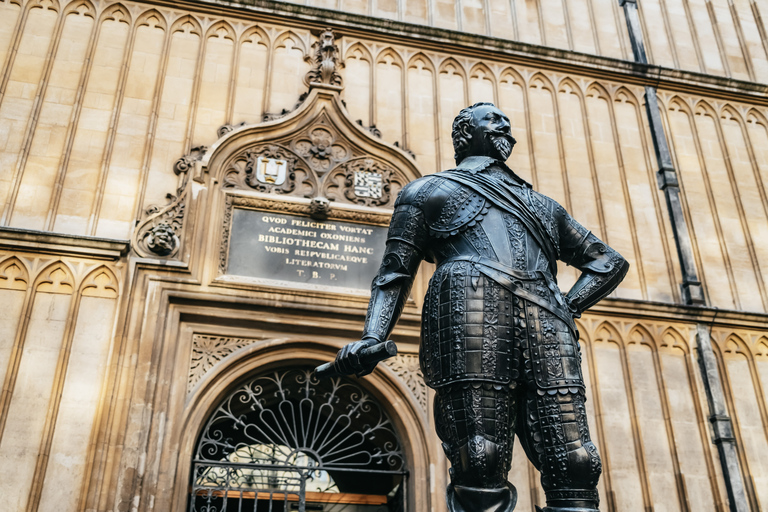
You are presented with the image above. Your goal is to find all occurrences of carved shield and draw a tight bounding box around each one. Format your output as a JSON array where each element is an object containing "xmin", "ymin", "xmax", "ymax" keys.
[
  {"xmin": 353, "ymin": 170, "xmax": 383, "ymax": 198},
  {"xmin": 255, "ymin": 156, "xmax": 287, "ymax": 185}
]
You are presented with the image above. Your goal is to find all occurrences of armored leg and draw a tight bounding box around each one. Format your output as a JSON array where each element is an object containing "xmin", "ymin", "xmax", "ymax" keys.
[
  {"xmin": 517, "ymin": 388, "xmax": 602, "ymax": 512},
  {"xmin": 434, "ymin": 384, "xmax": 518, "ymax": 512}
]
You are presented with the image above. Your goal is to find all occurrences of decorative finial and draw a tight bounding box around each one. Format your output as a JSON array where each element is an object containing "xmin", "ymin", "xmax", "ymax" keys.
[{"xmin": 305, "ymin": 28, "xmax": 343, "ymax": 88}]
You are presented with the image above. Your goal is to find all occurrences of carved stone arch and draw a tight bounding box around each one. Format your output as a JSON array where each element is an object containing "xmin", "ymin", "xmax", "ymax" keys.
[
  {"xmin": 407, "ymin": 52, "xmax": 436, "ymax": 72},
  {"xmin": 100, "ymin": 2, "xmax": 131, "ymax": 25},
  {"xmin": 438, "ymin": 57, "xmax": 467, "ymax": 77},
  {"xmin": 376, "ymin": 47, "xmax": 405, "ymax": 68},
  {"xmin": 693, "ymin": 99, "xmax": 718, "ymax": 119},
  {"xmin": 240, "ymin": 24, "xmax": 269, "ymax": 48},
  {"xmin": 468, "ymin": 62, "xmax": 497, "ymax": 103},
  {"xmin": 719, "ymin": 103, "xmax": 745, "ymax": 125},
  {"xmin": 29, "ymin": 0, "xmax": 60, "ymax": 13},
  {"xmin": 557, "ymin": 77, "xmax": 585, "ymax": 98},
  {"xmin": 614, "ymin": 86, "xmax": 641, "ymax": 105},
  {"xmin": 659, "ymin": 327, "xmax": 690, "ymax": 354},
  {"xmin": 746, "ymin": 107, "xmax": 768, "ymax": 127},
  {"xmin": 593, "ymin": 320, "xmax": 623, "ymax": 347},
  {"xmin": 204, "ymin": 19, "xmax": 235, "ymax": 41},
  {"xmin": 666, "ymin": 95, "xmax": 693, "ymax": 114},
  {"xmin": 627, "ymin": 324, "xmax": 656, "ymax": 349},
  {"xmin": 63, "ymin": 0, "xmax": 95, "ymax": 17},
  {"xmin": 344, "ymin": 41, "xmax": 373, "ymax": 62},
  {"xmin": 80, "ymin": 265, "xmax": 119, "ymax": 298},
  {"xmin": 585, "ymin": 81, "xmax": 611, "ymax": 101},
  {"xmin": 34, "ymin": 261, "xmax": 75, "ymax": 295},
  {"xmin": 499, "ymin": 66, "xmax": 525, "ymax": 86},
  {"xmin": 0, "ymin": 256, "xmax": 30, "ymax": 291},
  {"xmin": 722, "ymin": 333, "xmax": 751, "ymax": 359},
  {"xmin": 273, "ymin": 29, "xmax": 309, "ymax": 56},
  {"xmin": 528, "ymin": 72, "xmax": 556, "ymax": 91},
  {"xmin": 174, "ymin": 339, "xmax": 432, "ymax": 512},
  {"xmin": 1, "ymin": 0, "xmax": 23, "ymax": 7},
  {"xmin": 135, "ymin": 8, "xmax": 167, "ymax": 30},
  {"xmin": 203, "ymin": 86, "xmax": 419, "ymax": 207},
  {"xmin": 469, "ymin": 62, "xmax": 495, "ymax": 82},
  {"xmin": 170, "ymin": 13, "xmax": 202, "ymax": 36},
  {"xmin": 755, "ymin": 337, "xmax": 768, "ymax": 358}
]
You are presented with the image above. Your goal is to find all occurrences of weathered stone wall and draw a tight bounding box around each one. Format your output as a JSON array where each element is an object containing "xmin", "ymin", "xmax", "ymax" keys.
[
  {"xmin": 276, "ymin": 0, "xmax": 768, "ymax": 83},
  {"xmin": 0, "ymin": 0, "xmax": 767, "ymax": 511}
]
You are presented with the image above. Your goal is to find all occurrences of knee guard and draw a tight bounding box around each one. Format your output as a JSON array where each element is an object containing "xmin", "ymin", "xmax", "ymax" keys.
[
  {"xmin": 445, "ymin": 435, "xmax": 509, "ymax": 488},
  {"xmin": 447, "ymin": 483, "xmax": 517, "ymax": 512}
]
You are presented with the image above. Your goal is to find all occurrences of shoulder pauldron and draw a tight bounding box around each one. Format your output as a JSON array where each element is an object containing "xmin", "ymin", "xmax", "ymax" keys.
[{"xmin": 421, "ymin": 179, "xmax": 489, "ymax": 238}]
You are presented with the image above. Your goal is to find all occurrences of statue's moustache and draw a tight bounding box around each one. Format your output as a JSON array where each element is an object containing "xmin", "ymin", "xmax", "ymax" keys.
[{"xmin": 487, "ymin": 130, "xmax": 517, "ymax": 146}]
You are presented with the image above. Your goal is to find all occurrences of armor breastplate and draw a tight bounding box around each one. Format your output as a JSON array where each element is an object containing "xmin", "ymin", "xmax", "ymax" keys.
[{"xmin": 421, "ymin": 179, "xmax": 490, "ymax": 238}]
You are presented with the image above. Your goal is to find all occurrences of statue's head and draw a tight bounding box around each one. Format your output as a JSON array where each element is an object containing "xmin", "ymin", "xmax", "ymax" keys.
[{"xmin": 452, "ymin": 102, "xmax": 516, "ymax": 165}]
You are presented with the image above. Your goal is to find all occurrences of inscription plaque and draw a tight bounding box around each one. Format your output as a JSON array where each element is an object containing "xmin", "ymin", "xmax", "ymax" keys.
[{"xmin": 227, "ymin": 209, "xmax": 388, "ymax": 290}]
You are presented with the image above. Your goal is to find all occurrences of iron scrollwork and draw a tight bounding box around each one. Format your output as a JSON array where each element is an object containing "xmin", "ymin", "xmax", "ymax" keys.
[{"xmin": 190, "ymin": 366, "xmax": 406, "ymax": 511}]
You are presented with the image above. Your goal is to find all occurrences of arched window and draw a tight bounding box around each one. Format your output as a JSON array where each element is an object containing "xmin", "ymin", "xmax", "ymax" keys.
[{"xmin": 190, "ymin": 366, "xmax": 407, "ymax": 512}]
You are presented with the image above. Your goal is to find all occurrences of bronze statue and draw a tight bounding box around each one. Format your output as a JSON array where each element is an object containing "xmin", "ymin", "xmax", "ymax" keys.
[{"xmin": 321, "ymin": 103, "xmax": 629, "ymax": 512}]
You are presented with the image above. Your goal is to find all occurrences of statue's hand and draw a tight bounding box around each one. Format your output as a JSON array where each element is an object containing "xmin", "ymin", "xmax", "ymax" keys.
[{"xmin": 333, "ymin": 338, "xmax": 380, "ymax": 377}]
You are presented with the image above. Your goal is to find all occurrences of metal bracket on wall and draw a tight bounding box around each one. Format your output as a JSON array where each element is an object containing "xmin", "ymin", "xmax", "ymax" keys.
[
  {"xmin": 695, "ymin": 324, "xmax": 749, "ymax": 512},
  {"xmin": 618, "ymin": 0, "xmax": 705, "ymax": 306}
]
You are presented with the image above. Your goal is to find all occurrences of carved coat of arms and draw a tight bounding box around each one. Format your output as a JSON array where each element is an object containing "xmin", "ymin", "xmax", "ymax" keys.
[{"xmin": 254, "ymin": 156, "xmax": 288, "ymax": 185}]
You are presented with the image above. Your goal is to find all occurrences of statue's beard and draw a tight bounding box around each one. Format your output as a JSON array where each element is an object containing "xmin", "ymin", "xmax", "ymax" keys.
[{"xmin": 486, "ymin": 131, "xmax": 515, "ymax": 161}]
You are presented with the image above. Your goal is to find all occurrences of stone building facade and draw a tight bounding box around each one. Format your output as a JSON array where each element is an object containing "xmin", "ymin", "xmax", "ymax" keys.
[{"xmin": 0, "ymin": 0, "xmax": 767, "ymax": 510}]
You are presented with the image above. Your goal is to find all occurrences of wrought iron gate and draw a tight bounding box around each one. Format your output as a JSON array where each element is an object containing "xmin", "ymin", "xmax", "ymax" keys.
[{"xmin": 190, "ymin": 367, "xmax": 407, "ymax": 512}]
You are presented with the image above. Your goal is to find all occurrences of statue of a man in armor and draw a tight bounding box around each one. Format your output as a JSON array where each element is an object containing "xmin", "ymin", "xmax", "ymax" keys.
[{"xmin": 328, "ymin": 103, "xmax": 629, "ymax": 512}]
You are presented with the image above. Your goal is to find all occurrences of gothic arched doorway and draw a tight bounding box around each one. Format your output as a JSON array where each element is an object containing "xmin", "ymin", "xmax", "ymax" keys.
[{"xmin": 189, "ymin": 366, "xmax": 407, "ymax": 512}]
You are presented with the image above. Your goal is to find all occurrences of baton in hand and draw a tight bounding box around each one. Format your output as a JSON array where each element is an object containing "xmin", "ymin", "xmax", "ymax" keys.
[{"xmin": 314, "ymin": 340, "xmax": 397, "ymax": 378}]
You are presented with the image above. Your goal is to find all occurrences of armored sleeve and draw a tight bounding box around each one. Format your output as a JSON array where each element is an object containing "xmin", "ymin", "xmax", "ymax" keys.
[
  {"xmin": 360, "ymin": 183, "xmax": 429, "ymax": 343},
  {"xmin": 558, "ymin": 207, "xmax": 629, "ymax": 315}
]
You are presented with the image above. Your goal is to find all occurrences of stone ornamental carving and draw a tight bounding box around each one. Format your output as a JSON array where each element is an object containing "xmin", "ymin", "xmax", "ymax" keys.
[
  {"xmin": 188, "ymin": 334, "xmax": 264, "ymax": 393},
  {"xmin": 188, "ymin": 334, "xmax": 426, "ymax": 413},
  {"xmin": 382, "ymin": 353, "xmax": 428, "ymax": 414},
  {"xmin": 304, "ymin": 28, "xmax": 343, "ymax": 87},
  {"xmin": 218, "ymin": 113, "xmax": 409, "ymax": 208},
  {"xmin": 340, "ymin": 157, "xmax": 394, "ymax": 207},
  {"xmin": 223, "ymin": 144, "xmax": 298, "ymax": 194},
  {"xmin": 132, "ymin": 146, "xmax": 206, "ymax": 258},
  {"xmin": 135, "ymin": 31, "xmax": 420, "ymax": 265}
]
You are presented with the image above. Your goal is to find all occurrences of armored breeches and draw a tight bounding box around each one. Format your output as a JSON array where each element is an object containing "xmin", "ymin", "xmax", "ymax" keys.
[
  {"xmin": 435, "ymin": 384, "xmax": 601, "ymax": 512},
  {"xmin": 423, "ymin": 269, "xmax": 601, "ymax": 511}
]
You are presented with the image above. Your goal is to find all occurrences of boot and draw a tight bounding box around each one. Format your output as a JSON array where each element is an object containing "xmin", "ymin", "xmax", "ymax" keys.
[{"xmin": 447, "ymin": 482, "xmax": 517, "ymax": 512}]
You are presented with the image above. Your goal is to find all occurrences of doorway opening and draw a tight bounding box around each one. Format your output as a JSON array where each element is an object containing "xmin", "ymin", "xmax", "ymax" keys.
[{"xmin": 189, "ymin": 366, "xmax": 407, "ymax": 512}]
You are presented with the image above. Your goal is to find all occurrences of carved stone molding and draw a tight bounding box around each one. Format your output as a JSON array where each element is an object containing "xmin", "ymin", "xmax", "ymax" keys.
[
  {"xmin": 216, "ymin": 113, "xmax": 410, "ymax": 209},
  {"xmin": 188, "ymin": 334, "xmax": 265, "ymax": 393},
  {"xmin": 217, "ymin": 195, "xmax": 234, "ymax": 276},
  {"xmin": 132, "ymin": 147, "xmax": 208, "ymax": 258},
  {"xmin": 217, "ymin": 122, "xmax": 247, "ymax": 138},
  {"xmin": 304, "ymin": 28, "xmax": 343, "ymax": 88},
  {"xmin": 382, "ymin": 353, "xmax": 428, "ymax": 415}
]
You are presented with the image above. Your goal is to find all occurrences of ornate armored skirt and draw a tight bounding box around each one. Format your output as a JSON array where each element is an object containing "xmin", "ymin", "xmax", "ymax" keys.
[{"xmin": 420, "ymin": 260, "xmax": 584, "ymax": 391}]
